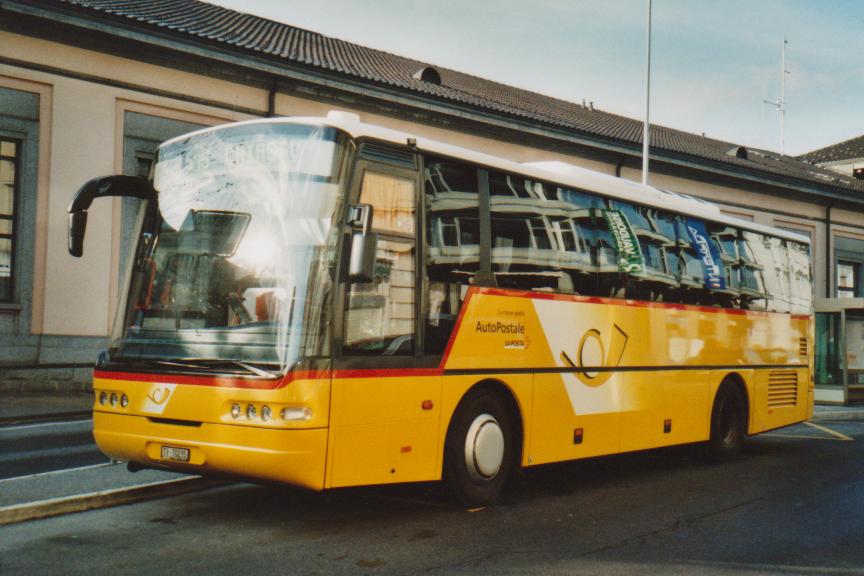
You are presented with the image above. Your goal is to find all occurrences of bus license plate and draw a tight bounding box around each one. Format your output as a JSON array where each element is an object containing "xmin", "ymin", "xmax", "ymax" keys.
[{"xmin": 160, "ymin": 446, "xmax": 190, "ymax": 462}]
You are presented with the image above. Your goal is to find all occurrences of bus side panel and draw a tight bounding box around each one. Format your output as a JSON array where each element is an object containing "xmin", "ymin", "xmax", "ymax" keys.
[
  {"xmin": 619, "ymin": 369, "xmax": 712, "ymax": 453},
  {"xmin": 530, "ymin": 373, "xmax": 620, "ymax": 464},
  {"xmin": 326, "ymin": 375, "xmax": 442, "ymax": 488}
]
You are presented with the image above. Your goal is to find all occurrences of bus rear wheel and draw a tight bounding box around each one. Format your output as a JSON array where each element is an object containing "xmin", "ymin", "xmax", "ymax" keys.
[
  {"xmin": 706, "ymin": 382, "xmax": 747, "ymax": 461},
  {"xmin": 444, "ymin": 388, "xmax": 515, "ymax": 507}
]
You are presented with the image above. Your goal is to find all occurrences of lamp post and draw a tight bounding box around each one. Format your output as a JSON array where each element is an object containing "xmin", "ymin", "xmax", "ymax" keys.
[{"xmin": 642, "ymin": 0, "xmax": 652, "ymax": 185}]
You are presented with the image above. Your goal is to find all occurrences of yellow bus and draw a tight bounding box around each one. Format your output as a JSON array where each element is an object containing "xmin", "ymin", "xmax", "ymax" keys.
[{"xmin": 69, "ymin": 112, "xmax": 813, "ymax": 505}]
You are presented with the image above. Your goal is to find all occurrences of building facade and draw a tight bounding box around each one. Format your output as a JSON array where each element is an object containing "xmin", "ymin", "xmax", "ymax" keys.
[{"xmin": 1, "ymin": 0, "xmax": 863, "ymax": 394}]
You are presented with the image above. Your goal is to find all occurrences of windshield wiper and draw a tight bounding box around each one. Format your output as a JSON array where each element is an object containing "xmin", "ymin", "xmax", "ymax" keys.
[
  {"xmin": 227, "ymin": 360, "xmax": 280, "ymax": 379},
  {"xmin": 147, "ymin": 359, "xmax": 280, "ymax": 379}
]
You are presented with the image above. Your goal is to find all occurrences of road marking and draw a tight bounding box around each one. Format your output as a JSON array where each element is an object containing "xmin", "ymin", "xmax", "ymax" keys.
[
  {"xmin": 0, "ymin": 462, "xmax": 114, "ymax": 484},
  {"xmin": 762, "ymin": 421, "xmax": 855, "ymax": 442},
  {"xmin": 803, "ymin": 421, "xmax": 854, "ymax": 441}
]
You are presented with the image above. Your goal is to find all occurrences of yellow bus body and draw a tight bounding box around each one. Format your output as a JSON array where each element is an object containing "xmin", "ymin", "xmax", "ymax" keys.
[{"xmin": 93, "ymin": 287, "xmax": 812, "ymax": 490}]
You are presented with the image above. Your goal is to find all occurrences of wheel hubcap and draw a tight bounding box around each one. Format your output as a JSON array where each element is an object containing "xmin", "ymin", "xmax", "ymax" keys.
[{"xmin": 464, "ymin": 414, "xmax": 505, "ymax": 481}]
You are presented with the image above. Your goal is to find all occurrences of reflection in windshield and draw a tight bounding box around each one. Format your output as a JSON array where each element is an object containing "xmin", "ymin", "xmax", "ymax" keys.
[{"xmin": 112, "ymin": 123, "xmax": 349, "ymax": 372}]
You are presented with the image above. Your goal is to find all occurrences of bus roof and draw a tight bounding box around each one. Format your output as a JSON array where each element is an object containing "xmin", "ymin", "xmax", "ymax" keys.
[{"xmin": 160, "ymin": 111, "xmax": 811, "ymax": 245}]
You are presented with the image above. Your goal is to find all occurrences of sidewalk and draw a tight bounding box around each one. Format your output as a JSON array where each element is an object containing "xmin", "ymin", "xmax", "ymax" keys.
[
  {"xmin": 810, "ymin": 403, "xmax": 864, "ymax": 421},
  {"xmin": 0, "ymin": 390, "xmax": 93, "ymax": 424}
]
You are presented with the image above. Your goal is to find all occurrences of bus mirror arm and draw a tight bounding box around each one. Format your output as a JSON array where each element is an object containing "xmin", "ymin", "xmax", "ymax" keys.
[
  {"xmin": 348, "ymin": 203, "xmax": 377, "ymax": 283},
  {"xmin": 68, "ymin": 175, "xmax": 156, "ymax": 257}
]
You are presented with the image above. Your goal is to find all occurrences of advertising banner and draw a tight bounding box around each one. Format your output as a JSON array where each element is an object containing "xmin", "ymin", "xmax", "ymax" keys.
[
  {"xmin": 603, "ymin": 210, "xmax": 644, "ymax": 274},
  {"xmin": 685, "ymin": 218, "xmax": 725, "ymax": 289}
]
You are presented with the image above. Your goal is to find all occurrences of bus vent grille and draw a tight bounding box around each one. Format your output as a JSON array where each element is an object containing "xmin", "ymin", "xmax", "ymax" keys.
[
  {"xmin": 359, "ymin": 143, "xmax": 416, "ymax": 168},
  {"xmin": 768, "ymin": 370, "xmax": 798, "ymax": 408},
  {"xmin": 799, "ymin": 338, "xmax": 808, "ymax": 357}
]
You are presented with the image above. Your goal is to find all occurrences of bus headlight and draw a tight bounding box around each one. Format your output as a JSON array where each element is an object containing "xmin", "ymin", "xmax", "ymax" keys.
[
  {"xmin": 120, "ymin": 394, "xmax": 129, "ymax": 408},
  {"xmin": 246, "ymin": 404, "xmax": 257, "ymax": 420},
  {"xmin": 281, "ymin": 406, "xmax": 313, "ymax": 421},
  {"xmin": 261, "ymin": 405, "xmax": 272, "ymax": 422},
  {"xmin": 99, "ymin": 391, "xmax": 107, "ymax": 405},
  {"xmin": 230, "ymin": 403, "xmax": 242, "ymax": 419},
  {"xmin": 110, "ymin": 393, "xmax": 118, "ymax": 407}
]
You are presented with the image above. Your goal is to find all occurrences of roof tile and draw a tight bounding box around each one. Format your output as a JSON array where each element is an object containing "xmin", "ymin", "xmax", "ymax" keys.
[{"xmin": 56, "ymin": 0, "xmax": 864, "ymax": 195}]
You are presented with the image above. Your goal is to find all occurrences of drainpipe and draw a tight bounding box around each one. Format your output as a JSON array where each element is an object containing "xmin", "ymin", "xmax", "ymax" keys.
[
  {"xmin": 825, "ymin": 204, "xmax": 832, "ymax": 298},
  {"xmin": 614, "ymin": 156, "xmax": 625, "ymax": 178},
  {"xmin": 267, "ymin": 81, "xmax": 278, "ymax": 117}
]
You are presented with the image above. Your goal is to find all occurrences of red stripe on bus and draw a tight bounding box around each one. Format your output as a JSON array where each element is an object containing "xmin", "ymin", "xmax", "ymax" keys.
[
  {"xmin": 94, "ymin": 370, "xmax": 287, "ymax": 389},
  {"xmin": 332, "ymin": 368, "xmax": 444, "ymax": 379}
]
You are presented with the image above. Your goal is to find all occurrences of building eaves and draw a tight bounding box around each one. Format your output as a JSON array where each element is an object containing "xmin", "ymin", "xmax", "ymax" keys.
[{"xmin": 19, "ymin": 0, "xmax": 864, "ymax": 201}]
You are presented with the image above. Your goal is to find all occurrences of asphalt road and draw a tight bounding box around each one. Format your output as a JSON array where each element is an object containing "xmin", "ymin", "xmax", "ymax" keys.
[
  {"xmin": 0, "ymin": 419, "xmax": 108, "ymax": 480},
  {"xmin": 2, "ymin": 420, "xmax": 863, "ymax": 575}
]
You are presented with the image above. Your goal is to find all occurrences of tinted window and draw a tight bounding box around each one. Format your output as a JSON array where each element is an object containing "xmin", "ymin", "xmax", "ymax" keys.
[
  {"xmin": 490, "ymin": 173, "xmax": 605, "ymax": 294},
  {"xmin": 425, "ymin": 157, "xmax": 479, "ymax": 354}
]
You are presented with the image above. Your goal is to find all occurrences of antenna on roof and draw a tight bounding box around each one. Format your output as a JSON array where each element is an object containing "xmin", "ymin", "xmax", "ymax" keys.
[{"xmin": 763, "ymin": 37, "xmax": 790, "ymax": 155}]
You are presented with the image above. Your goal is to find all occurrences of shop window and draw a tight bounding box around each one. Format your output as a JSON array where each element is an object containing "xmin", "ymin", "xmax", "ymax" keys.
[
  {"xmin": 837, "ymin": 261, "xmax": 859, "ymax": 299},
  {"xmin": 0, "ymin": 139, "xmax": 18, "ymax": 301}
]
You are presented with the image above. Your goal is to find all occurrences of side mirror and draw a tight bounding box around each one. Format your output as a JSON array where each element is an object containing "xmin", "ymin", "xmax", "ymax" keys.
[
  {"xmin": 68, "ymin": 211, "xmax": 88, "ymax": 258},
  {"xmin": 68, "ymin": 175, "xmax": 155, "ymax": 257},
  {"xmin": 347, "ymin": 203, "xmax": 377, "ymax": 283}
]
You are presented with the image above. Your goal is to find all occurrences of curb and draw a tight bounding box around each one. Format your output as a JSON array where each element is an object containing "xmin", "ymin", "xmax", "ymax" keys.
[
  {"xmin": 0, "ymin": 476, "xmax": 225, "ymax": 527},
  {"xmin": 810, "ymin": 411, "xmax": 864, "ymax": 422}
]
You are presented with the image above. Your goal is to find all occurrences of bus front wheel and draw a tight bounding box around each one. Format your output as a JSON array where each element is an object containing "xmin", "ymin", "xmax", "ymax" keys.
[
  {"xmin": 706, "ymin": 382, "xmax": 747, "ymax": 461},
  {"xmin": 444, "ymin": 388, "xmax": 515, "ymax": 507}
]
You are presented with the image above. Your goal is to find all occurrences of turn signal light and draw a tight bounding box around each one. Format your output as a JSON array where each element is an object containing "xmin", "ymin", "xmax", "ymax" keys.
[{"xmin": 281, "ymin": 406, "xmax": 313, "ymax": 421}]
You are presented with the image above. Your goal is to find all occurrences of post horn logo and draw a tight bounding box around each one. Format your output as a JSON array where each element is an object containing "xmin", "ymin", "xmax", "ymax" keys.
[
  {"xmin": 147, "ymin": 387, "xmax": 172, "ymax": 405},
  {"xmin": 560, "ymin": 324, "xmax": 628, "ymax": 387}
]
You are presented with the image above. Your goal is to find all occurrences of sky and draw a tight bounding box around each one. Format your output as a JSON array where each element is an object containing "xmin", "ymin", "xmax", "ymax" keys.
[{"xmin": 214, "ymin": 0, "xmax": 864, "ymax": 156}]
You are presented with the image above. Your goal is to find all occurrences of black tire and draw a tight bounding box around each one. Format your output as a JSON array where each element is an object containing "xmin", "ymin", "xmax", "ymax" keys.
[
  {"xmin": 706, "ymin": 382, "xmax": 747, "ymax": 461},
  {"xmin": 443, "ymin": 388, "xmax": 516, "ymax": 507}
]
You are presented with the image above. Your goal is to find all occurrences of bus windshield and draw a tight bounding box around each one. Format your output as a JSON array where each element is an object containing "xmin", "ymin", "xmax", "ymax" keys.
[{"xmin": 111, "ymin": 123, "xmax": 350, "ymax": 373}]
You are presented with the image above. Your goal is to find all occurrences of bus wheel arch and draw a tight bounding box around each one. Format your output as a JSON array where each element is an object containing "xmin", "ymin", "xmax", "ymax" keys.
[
  {"xmin": 443, "ymin": 380, "xmax": 523, "ymax": 506},
  {"xmin": 707, "ymin": 373, "xmax": 749, "ymax": 461}
]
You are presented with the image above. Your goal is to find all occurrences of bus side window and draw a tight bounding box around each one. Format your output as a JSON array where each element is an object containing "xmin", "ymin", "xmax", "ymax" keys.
[
  {"xmin": 344, "ymin": 170, "xmax": 417, "ymax": 356},
  {"xmin": 490, "ymin": 173, "xmax": 605, "ymax": 295},
  {"xmin": 424, "ymin": 157, "xmax": 479, "ymax": 355},
  {"xmin": 788, "ymin": 240, "xmax": 812, "ymax": 314},
  {"xmin": 740, "ymin": 231, "xmax": 774, "ymax": 312}
]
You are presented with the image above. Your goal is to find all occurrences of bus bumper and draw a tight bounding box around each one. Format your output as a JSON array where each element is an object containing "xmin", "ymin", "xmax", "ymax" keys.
[{"xmin": 93, "ymin": 411, "xmax": 328, "ymax": 490}]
